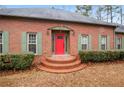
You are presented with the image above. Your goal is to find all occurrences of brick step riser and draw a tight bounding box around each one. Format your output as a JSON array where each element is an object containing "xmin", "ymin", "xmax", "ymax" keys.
[
  {"xmin": 45, "ymin": 58, "xmax": 77, "ymax": 63},
  {"xmin": 41, "ymin": 63, "xmax": 81, "ymax": 69},
  {"xmin": 41, "ymin": 60, "xmax": 80, "ymax": 66},
  {"xmin": 44, "ymin": 59, "xmax": 79, "ymax": 64},
  {"xmin": 37, "ymin": 64, "xmax": 87, "ymax": 73}
]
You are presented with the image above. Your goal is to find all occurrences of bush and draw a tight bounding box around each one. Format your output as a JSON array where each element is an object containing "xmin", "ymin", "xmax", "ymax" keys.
[
  {"xmin": 79, "ymin": 50, "xmax": 124, "ymax": 63},
  {"xmin": 120, "ymin": 51, "xmax": 124, "ymax": 60},
  {"xmin": 0, "ymin": 53, "xmax": 34, "ymax": 70}
]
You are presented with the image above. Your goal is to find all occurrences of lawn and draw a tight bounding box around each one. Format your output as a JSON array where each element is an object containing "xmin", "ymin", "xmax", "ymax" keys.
[{"xmin": 0, "ymin": 62, "xmax": 124, "ymax": 87}]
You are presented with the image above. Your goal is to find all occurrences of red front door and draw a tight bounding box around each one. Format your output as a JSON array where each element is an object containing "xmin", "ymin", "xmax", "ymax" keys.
[{"xmin": 55, "ymin": 33, "xmax": 65, "ymax": 54}]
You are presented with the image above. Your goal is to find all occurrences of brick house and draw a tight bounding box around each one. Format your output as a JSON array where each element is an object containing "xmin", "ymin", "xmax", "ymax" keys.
[{"xmin": 0, "ymin": 8, "xmax": 124, "ymax": 73}]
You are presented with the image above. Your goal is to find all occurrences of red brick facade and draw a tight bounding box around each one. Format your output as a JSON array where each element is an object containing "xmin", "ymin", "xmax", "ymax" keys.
[{"xmin": 0, "ymin": 16, "xmax": 116, "ymax": 64}]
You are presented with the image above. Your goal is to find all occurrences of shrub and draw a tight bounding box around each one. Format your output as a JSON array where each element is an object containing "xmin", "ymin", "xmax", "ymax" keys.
[
  {"xmin": 120, "ymin": 51, "xmax": 124, "ymax": 60},
  {"xmin": 0, "ymin": 53, "xmax": 34, "ymax": 70},
  {"xmin": 79, "ymin": 50, "xmax": 124, "ymax": 63}
]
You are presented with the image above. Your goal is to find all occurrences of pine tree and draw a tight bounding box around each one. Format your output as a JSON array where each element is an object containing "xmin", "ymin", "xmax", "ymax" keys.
[
  {"xmin": 120, "ymin": 6, "xmax": 123, "ymax": 24},
  {"xmin": 75, "ymin": 5, "xmax": 92, "ymax": 17},
  {"xmin": 99, "ymin": 5, "xmax": 120, "ymax": 23},
  {"xmin": 75, "ymin": 5, "xmax": 123, "ymax": 24}
]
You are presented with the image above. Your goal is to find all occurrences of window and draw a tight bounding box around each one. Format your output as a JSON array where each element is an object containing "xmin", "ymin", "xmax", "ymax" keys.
[
  {"xmin": 0, "ymin": 33, "xmax": 2, "ymax": 53},
  {"xmin": 101, "ymin": 35, "xmax": 107, "ymax": 50},
  {"xmin": 57, "ymin": 36, "xmax": 63, "ymax": 39},
  {"xmin": 116, "ymin": 37, "xmax": 122, "ymax": 49},
  {"xmin": 81, "ymin": 35, "xmax": 89, "ymax": 50},
  {"xmin": 27, "ymin": 33, "xmax": 37, "ymax": 54}
]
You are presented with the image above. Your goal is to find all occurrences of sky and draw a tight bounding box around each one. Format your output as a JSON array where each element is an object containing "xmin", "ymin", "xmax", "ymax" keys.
[{"xmin": 3, "ymin": 5, "xmax": 77, "ymax": 12}]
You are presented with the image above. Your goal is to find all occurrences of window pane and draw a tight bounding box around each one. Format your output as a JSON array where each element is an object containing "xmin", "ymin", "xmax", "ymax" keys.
[
  {"xmin": 29, "ymin": 40, "xmax": 36, "ymax": 43},
  {"xmin": 101, "ymin": 36, "xmax": 107, "ymax": 50},
  {"xmin": 116, "ymin": 37, "xmax": 122, "ymax": 49},
  {"xmin": 101, "ymin": 44, "xmax": 105, "ymax": 50},
  {"xmin": 81, "ymin": 35, "xmax": 88, "ymax": 44},
  {"xmin": 101, "ymin": 36, "xmax": 106, "ymax": 44},
  {"xmin": 57, "ymin": 36, "xmax": 63, "ymax": 39},
  {"xmin": 118, "ymin": 45, "xmax": 121, "ymax": 49},
  {"xmin": 29, "ymin": 44, "xmax": 36, "ymax": 53},
  {"xmin": 82, "ymin": 44, "xmax": 87, "ymax": 50},
  {"xmin": 29, "ymin": 33, "xmax": 36, "ymax": 44},
  {"xmin": 117, "ymin": 38, "xmax": 120, "ymax": 44},
  {"xmin": 28, "ymin": 33, "xmax": 37, "ymax": 54},
  {"xmin": 0, "ymin": 44, "xmax": 2, "ymax": 53},
  {"xmin": 81, "ymin": 35, "xmax": 89, "ymax": 50}
]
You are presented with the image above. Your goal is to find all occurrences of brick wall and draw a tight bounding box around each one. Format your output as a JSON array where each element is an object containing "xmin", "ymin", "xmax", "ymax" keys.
[{"xmin": 0, "ymin": 16, "xmax": 115, "ymax": 63}]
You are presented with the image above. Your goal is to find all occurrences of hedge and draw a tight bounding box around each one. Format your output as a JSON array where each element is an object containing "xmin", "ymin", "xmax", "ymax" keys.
[
  {"xmin": 79, "ymin": 50, "xmax": 124, "ymax": 63},
  {"xmin": 0, "ymin": 53, "xmax": 34, "ymax": 70}
]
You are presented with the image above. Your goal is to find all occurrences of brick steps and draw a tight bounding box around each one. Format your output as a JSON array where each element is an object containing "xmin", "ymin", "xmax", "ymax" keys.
[
  {"xmin": 37, "ymin": 55, "xmax": 87, "ymax": 73},
  {"xmin": 46, "ymin": 55, "xmax": 76, "ymax": 63},
  {"xmin": 41, "ymin": 60, "xmax": 81, "ymax": 69},
  {"xmin": 37, "ymin": 64, "xmax": 87, "ymax": 73}
]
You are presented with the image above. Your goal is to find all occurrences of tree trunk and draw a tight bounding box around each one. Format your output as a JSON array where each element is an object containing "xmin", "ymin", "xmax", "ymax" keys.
[{"xmin": 120, "ymin": 6, "xmax": 123, "ymax": 24}]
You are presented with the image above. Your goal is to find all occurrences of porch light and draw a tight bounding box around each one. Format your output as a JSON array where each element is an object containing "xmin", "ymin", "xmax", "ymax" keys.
[{"xmin": 71, "ymin": 31, "xmax": 75, "ymax": 36}]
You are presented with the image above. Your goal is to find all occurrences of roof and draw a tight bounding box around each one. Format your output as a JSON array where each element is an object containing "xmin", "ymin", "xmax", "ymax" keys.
[
  {"xmin": 115, "ymin": 25, "xmax": 124, "ymax": 33},
  {"xmin": 0, "ymin": 8, "xmax": 117, "ymax": 27}
]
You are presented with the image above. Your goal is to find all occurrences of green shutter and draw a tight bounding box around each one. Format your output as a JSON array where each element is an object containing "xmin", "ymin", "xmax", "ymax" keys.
[
  {"xmin": 78, "ymin": 33, "xmax": 82, "ymax": 52},
  {"xmin": 89, "ymin": 35, "xmax": 92, "ymax": 50},
  {"xmin": 122, "ymin": 36, "xmax": 124, "ymax": 49},
  {"xmin": 22, "ymin": 32, "xmax": 27, "ymax": 52},
  {"xmin": 98, "ymin": 34, "xmax": 101, "ymax": 50},
  {"xmin": 3, "ymin": 32, "xmax": 9, "ymax": 54},
  {"xmin": 37, "ymin": 32, "xmax": 42, "ymax": 55},
  {"xmin": 107, "ymin": 35, "xmax": 110, "ymax": 50}
]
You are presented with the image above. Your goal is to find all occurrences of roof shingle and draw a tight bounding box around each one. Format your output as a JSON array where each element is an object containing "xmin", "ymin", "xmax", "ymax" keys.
[
  {"xmin": 0, "ymin": 8, "xmax": 117, "ymax": 27},
  {"xmin": 115, "ymin": 25, "xmax": 124, "ymax": 33}
]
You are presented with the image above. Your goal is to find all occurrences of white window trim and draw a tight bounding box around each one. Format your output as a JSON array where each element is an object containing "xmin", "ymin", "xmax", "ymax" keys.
[
  {"xmin": 27, "ymin": 32, "xmax": 38, "ymax": 55},
  {"xmin": 81, "ymin": 35, "xmax": 89, "ymax": 50},
  {"xmin": 101, "ymin": 35, "xmax": 107, "ymax": 50},
  {"xmin": 116, "ymin": 37, "xmax": 122, "ymax": 49}
]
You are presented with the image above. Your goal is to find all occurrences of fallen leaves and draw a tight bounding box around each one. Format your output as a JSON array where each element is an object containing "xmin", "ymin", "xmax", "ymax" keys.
[{"xmin": 0, "ymin": 61, "xmax": 124, "ymax": 87}]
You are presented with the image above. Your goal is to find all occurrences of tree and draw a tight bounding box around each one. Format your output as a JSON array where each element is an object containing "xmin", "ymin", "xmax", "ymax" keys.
[
  {"xmin": 120, "ymin": 6, "xmax": 123, "ymax": 24},
  {"xmin": 117, "ymin": 6, "xmax": 124, "ymax": 24},
  {"xmin": 75, "ymin": 5, "xmax": 124, "ymax": 25},
  {"xmin": 96, "ymin": 5, "xmax": 120, "ymax": 23},
  {"xmin": 75, "ymin": 5, "xmax": 92, "ymax": 17},
  {"xmin": 95, "ymin": 6, "xmax": 104, "ymax": 20},
  {"xmin": 109, "ymin": 5, "xmax": 120, "ymax": 23}
]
